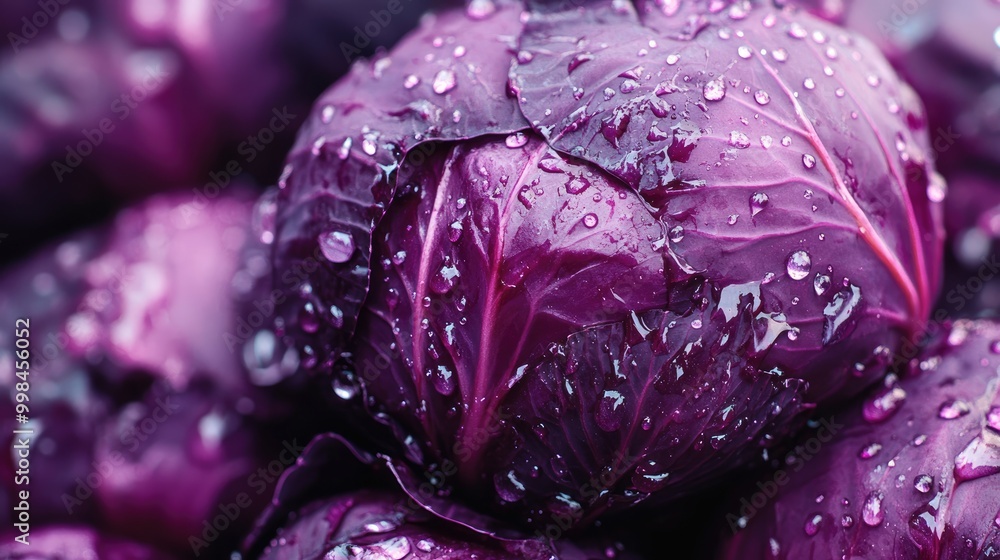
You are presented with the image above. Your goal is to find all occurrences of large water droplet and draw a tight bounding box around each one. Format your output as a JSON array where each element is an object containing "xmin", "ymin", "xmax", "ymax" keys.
[
  {"xmin": 750, "ymin": 192, "xmax": 769, "ymax": 216},
  {"xmin": 432, "ymin": 70, "xmax": 456, "ymax": 94},
  {"xmin": 863, "ymin": 375, "xmax": 906, "ymax": 423},
  {"xmin": 859, "ymin": 442, "xmax": 882, "ymax": 459},
  {"xmin": 431, "ymin": 364, "xmax": 456, "ymax": 395},
  {"xmin": 738, "ymin": 45, "xmax": 752, "ymax": 59},
  {"xmin": 582, "ymin": 213, "xmax": 599, "ymax": 228},
  {"xmin": 786, "ymin": 250, "xmax": 811, "ymax": 280},
  {"xmin": 505, "ymin": 132, "xmax": 528, "ymax": 148},
  {"xmin": 802, "ymin": 154, "xmax": 816, "ymax": 169},
  {"xmin": 938, "ymin": 398, "xmax": 971, "ymax": 420},
  {"xmin": 862, "ymin": 491, "xmax": 885, "ymax": 526},
  {"xmin": 914, "ymin": 474, "xmax": 933, "ymax": 493},
  {"xmin": 813, "ymin": 274, "xmax": 831, "ymax": 296},
  {"xmin": 431, "ymin": 264, "xmax": 460, "ymax": 294},
  {"xmin": 568, "ymin": 53, "xmax": 594, "ymax": 73},
  {"xmin": 804, "ymin": 513, "xmax": 823, "ymax": 536},
  {"xmin": 466, "ymin": 0, "xmax": 496, "ymax": 20},
  {"xmin": 318, "ymin": 231, "xmax": 355, "ymax": 263},
  {"xmin": 703, "ymin": 76, "xmax": 727, "ymax": 101},
  {"xmin": 954, "ymin": 434, "xmax": 1000, "ymax": 482},
  {"xmin": 337, "ymin": 137, "xmax": 352, "ymax": 160},
  {"xmin": 494, "ymin": 470, "xmax": 526, "ymax": 502},
  {"xmin": 823, "ymin": 284, "xmax": 863, "ymax": 345},
  {"xmin": 753, "ymin": 90, "xmax": 770, "ymax": 105},
  {"xmin": 669, "ymin": 225, "xmax": 685, "ymax": 242},
  {"xmin": 729, "ymin": 131, "xmax": 751, "ymax": 149}
]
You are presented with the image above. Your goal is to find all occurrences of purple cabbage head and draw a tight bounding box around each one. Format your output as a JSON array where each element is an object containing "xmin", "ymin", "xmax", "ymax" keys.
[
  {"xmin": 263, "ymin": 0, "xmax": 943, "ymax": 531},
  {"xmin": 719, "ymin": 320, "xmax": 1000, "ymax": 559},
  {"xmin": 0, "ymin": 191, "xmax": 288, "ymax": 553}
]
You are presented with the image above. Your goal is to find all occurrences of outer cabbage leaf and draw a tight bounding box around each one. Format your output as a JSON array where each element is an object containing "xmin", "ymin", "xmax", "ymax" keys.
[
  {"xmin": 719, "ymin": 320, "xmax": 1000, "ymax": 560},
  {"xmin": 244, "ymin": 434, "xmax": 643, "ymax": 560},
  {"xmin": 270, "ymin": 1, "xmax": 530, "ymax": 373}
]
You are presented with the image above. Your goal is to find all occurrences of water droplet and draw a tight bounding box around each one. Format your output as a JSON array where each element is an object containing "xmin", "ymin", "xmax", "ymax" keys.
[
  {"xmin": 403, "ymin": 74, "xmax": 420, "ymax": 89},
  {"xmin": 754, "ymin": 90, "xmax": 770, "ymax": 105},
  {"xmin": 802, "ymin": 154, "xmax": 816, "ymax": 169},
  {"xmin": 863, "ymin": 375, "xmax": 906, "ymax": 423},
  {"xmin": 582, "ymin": 213, "xmax": 599, "ymax": 228},
  {"xmin": 466, "ymin": 0, "xmax": 496, "ymax": 20},
  {"xmin": 669, "ymin": 225, "xmax": 685, "ymax": 242},
  {"xmin": 787, "ymin": 22, "xmax": 807, "ymax": 39},
  {"xmin": 597, "ymin": 390, "xmax": 626, "ymax": 431},
  {"xmin": 318, "ymin": 231, "xmax": 355, "ymax": 263},
  {"xmin": 320, "ymin": 105, "xmax": 335, "ymax": 123},
  {"xmin": 337, "ymin": 137, "xmax": 352, "ymax": 160},
  {"xmin": 392, "ymin": 250, "xmax": 407, "ymax": 265},
  {"xmin": 991, "ymin": 341, "xmax": 1000, "ymax": 354},
  {"xmin": 729, "ymin": 131, "xmax": 751, "ymax": 149},
  {"xmin": 859, "ymin": 442, "xmax": 882, "ymax": 459},
  {"xmin": 738, "ymin": 45, "xmax": 752, "ymax": 59},
  {"xmin": 566, "ymin": 175, "xmax": 590, "ymax": 194},
  {"xmin": 431, "ymin": 364, "xmax": 456, "ymax": 395},
  {"xmin": 786, "ymin": 250, "xmax": 811, "ymax": 280},
  {"xmin": 431, "ymin": 264, "xmax": 460, "ymax": 294},
  {"xmin": 666, "ymin": 54, "xmax": 680, "ymax": 65},
  {"xmin": 803, "ymin": 78, "xmax": 816, "ymax": 90},
  {"xmin": 494, "ymin": 470, "xmax": 526, "ymax": 502},
  {"xmin": 517, "ymin": 50, "xmax": 534, "ymax": 64},
  {"xmin": 866, "ymin": 74, "xmax": 881, "ymax": 88},
  {"xmin": 568, "ymin": 53, "xmax": 594, "ymax": 73},
  {"xmin": 823, "ymin": 284, "xmax": 863, "ymax": 345},
  {"xmin": 750, "ymin": 192, "xmax": 769, "ymax": 216},
  {"xmin": 448, "ymin": 220, "xmax": 463, "ymax": 242},
  {"xmin": 938, "ymin": 399, "xmax": 971, "ymax": 420},
  {"xmin": 329, "ymin": 305, "xmax": 344, "ymax": 328},
  {"xmin": 432, "ymin": 70, "xmax": 456, "ymax": 94},
  {"xmin": 954, "ymin": 433, "xmax": 1000, "ymax": 482},
  {"xmin": 362, "ymin": 137, "xmax": 377, "ymax": 156},
  {"xmin": 813, "ymin": 274, "xmax": 831, "ymax": 296},
  {"xmin": 505, "ymin": 132, "xmax": 528, "ymax": 148},
  {"xmin": 841, "ymin": 514, "xmax": 854, "ymax": 528},
  {"xmin": 299, "ymin": 302, "xmax": 319, "ymax": 333},
  {"xmin": 914, "ymin": 474, "xmax": 933, "ymax": 493},
  {"xmin": 862, "ymin": 492, "xmax": 885, "ymax": 526},
  {"xmin": 772, "ymin": 48, "xmax": 788, "ymax": 62},
  {"xmin": 760, "ymin": 135, "xmax": 773, "ymax": 149},
  {"xmin": 804, "ymin": 513, "xmax": 823, "ymax": 536},
  {"xmin": 703, "ymin": 76, "xmax": 726, "ymax": 101},
  {"xmin": 781, "ymin": 136, "xmax": 792, "ymax": 147},
  {"xmin": 727, "ymin": 214, "xmax": 739, "ymax": 225},
  {"xmin": 621, "ymin": 79, "xmax": 639, "ymax": 93}
]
